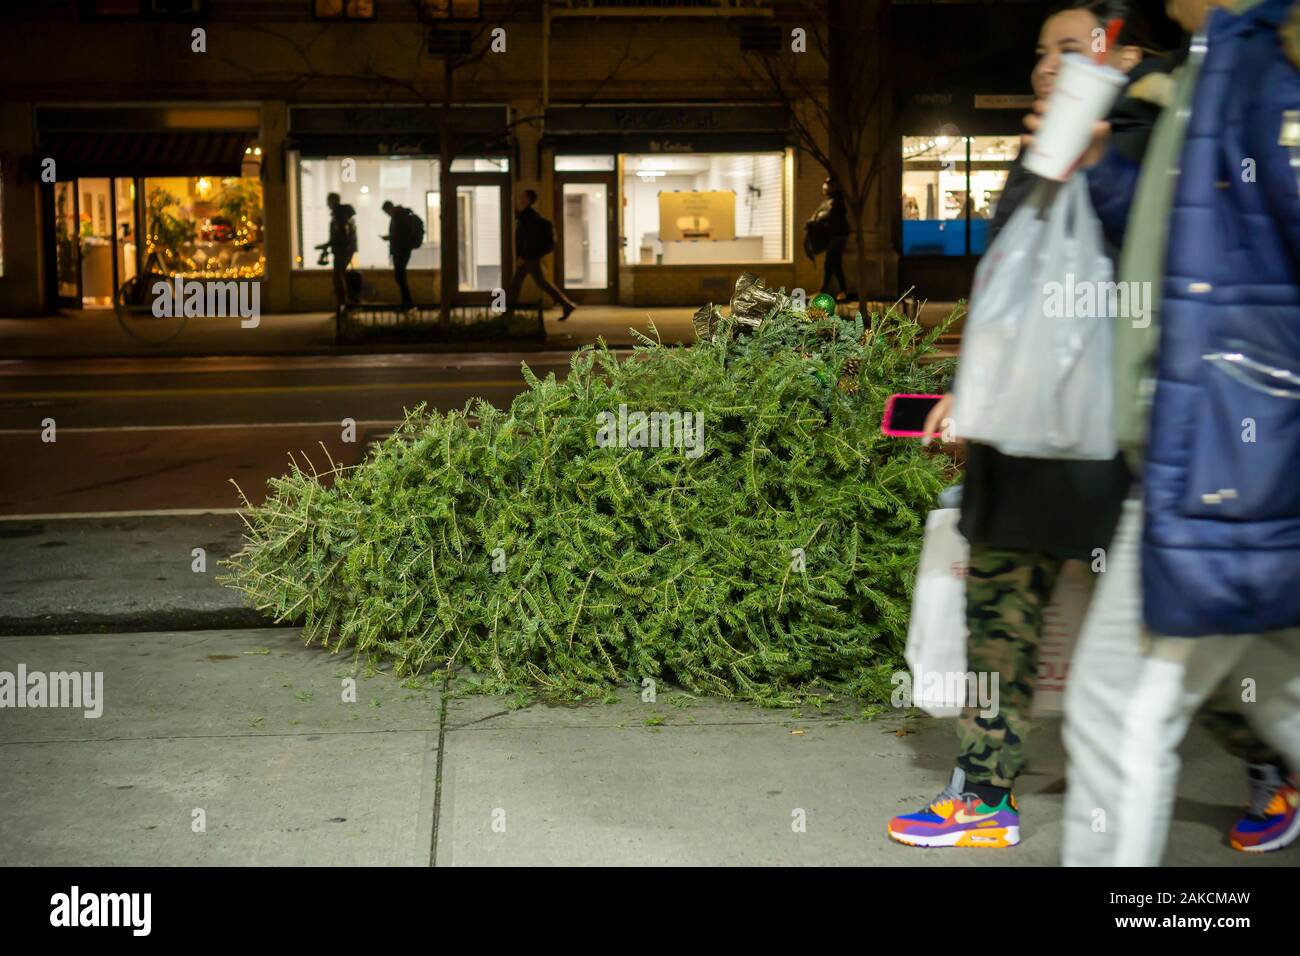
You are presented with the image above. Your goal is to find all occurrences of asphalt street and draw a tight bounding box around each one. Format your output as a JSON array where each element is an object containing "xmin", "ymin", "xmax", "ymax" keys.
[{"xmin": 0, "ymin": 351, "xmax": 585, "ymax": 516}]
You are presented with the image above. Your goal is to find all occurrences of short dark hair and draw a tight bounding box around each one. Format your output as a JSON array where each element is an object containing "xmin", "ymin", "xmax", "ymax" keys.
[
  {"xmin": 522, "ymin": 188, "xmax": 538, "ymax": 205},
  {"xmin": 382, "ymin": 200, "xmax": 394, "ymax": 211},
  {"xmin": 327, "ymin": 191, "xmax": 340, "ymax": 204},
  {"xmin": 1046, "ymin": 0, "xmax": 1175, "ymax": 56}
]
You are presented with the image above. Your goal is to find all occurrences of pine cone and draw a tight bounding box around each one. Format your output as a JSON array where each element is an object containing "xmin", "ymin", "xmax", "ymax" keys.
[
  {"xmin": 843, "ymin": 357, "xmax": 860, "ymax": 377},
  {"xmin": 837, "ymin": 377, "xmax": 860, "ymax": 395},
  {"xmin": 806, "ymin": 306, "xmax": 829, "ymax": 320}
]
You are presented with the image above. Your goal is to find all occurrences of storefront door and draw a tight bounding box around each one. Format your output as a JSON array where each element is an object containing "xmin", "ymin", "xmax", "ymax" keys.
[
  {"xmin": 446, "ymin": 170, "xmax": 510, "ymax": 307},
  {"xmin": 51, "ymin": 176, "xmax": 141, "ymax": 310},
  {"xmin": 553, "ymin": 172, "xmax": 616, "ymax": 304}
]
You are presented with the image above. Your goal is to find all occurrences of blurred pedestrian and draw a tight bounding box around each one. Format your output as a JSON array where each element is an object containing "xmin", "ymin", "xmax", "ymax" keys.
[
  {"xmin": 1060, "ymin": 0, "xmax": 1300, "ymax": 865},
  {"xmin": 887, "ymin": 0, "xmax": 1152, "ymax": 851},
  {"xmin": 508, "ymin": 189, "xmax": 575, "ymax": 320},
  {"xmin": 812, "ymin": 178, "xmax": 850, "ymax": 301}
]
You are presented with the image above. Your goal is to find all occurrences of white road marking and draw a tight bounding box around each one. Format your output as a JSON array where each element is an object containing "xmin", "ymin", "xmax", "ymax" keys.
[
  {"xmin": 0, "ymin": 421, "xmax": 403, "ymax": 435},
  {"xmin": 0, "ymin": 508, "xmax": 247, "ymax": 521}
]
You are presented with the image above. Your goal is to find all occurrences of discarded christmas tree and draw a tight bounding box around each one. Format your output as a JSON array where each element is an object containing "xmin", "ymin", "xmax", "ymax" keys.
[{"xmin": 223, "ymin": 278, "xmax": 958, "ymax": 707}]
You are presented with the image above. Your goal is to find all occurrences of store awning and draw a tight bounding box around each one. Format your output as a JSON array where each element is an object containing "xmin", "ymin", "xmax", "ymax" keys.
[{"xmin": 38, "ymin": 130, "xmax": 256, "ymax": 178}]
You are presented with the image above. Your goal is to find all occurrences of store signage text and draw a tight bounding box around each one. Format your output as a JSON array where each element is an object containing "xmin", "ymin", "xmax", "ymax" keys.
[
  {"xmin": 647, "ymin": 140, "xmax": 696, "ymax": 152},
  {"xmin": 974, "ymin": 94, "xmax": 1034, "ymax": 110}
]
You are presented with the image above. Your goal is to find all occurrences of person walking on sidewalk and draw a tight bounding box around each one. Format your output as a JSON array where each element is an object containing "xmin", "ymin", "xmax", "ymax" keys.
[
  {"xmin": 318, "ymin": 192, "xmax": 357, "ymax": 312},
  {"xmin": 812, "ymin": 178, "xmax": 851, "ymax": 301},
  {"xmin": 508, "ymin": 189, "xmax": 576, "ymax": 321},
  {"xmin": 381, "ymin": 200, "xmax": 421, "ymax": 309},
  {"xmin": 886, "ymin": 0, "xmax": 1153, "ymax": 850},
  {"xmin": 1058, "ymin": 0, "xmax": 1300, "ymax": 866}
]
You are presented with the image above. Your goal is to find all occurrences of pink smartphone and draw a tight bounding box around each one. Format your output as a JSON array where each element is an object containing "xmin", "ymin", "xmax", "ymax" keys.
[{"xmin": 882, "ymin": 393, "xmax": 944, "ymax": 437}]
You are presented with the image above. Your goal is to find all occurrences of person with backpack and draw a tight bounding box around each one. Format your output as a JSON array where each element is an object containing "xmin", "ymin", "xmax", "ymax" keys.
[
  {"xmin": 807, "ymin": 178, "xmax": 851, "ymax": 301},
  {"xmin": 508, "ymin": 189, "xmax": 576, "ymax": 320},
  {"xmin": 317, "ymin": 192, "xmax": 358, "ymax": 312},
  {"xmin": 381, "ymin": 200, "xmax": 423, "ymax": 309}
]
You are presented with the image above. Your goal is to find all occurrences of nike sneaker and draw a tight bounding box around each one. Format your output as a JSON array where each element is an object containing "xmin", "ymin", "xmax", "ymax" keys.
[
  {"xmin": 888, "ymin": 768, "xmax": 1020, "ymax": 848},
  {"xmin": 1229, "ymin": 764, "xmax": 1300, "ymax": 853}
]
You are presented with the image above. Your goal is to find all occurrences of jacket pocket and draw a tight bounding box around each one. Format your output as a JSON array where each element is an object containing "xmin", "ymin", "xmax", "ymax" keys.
[{"xmin": 1180, "ymin": 347, "xmax": 1300, "ymax": 520}]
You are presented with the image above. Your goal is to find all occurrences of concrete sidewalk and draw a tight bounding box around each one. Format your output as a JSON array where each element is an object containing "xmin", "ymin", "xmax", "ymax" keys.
[
  {"xmin": 0, "ymin": 301, "xmax": 962, "ymax": 361},
  {"xmin": 0, "ymin": 307, "xmax": 698, "ymax": 360},
  {"xmin": 0, "ymin": 626, "xmax": 1284, "ymax": 866}
]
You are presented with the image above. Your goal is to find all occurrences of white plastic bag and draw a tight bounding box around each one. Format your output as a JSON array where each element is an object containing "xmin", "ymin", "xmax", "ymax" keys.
[
  {"xmin": 952, "ymin": 176, "xmax": 1116, "ymax": 459},
  {"xmin": 904, "ymin": 509, "xmax": 1091, "ymax": 718},
  {"xmin": 904, "ymin": 509, "xmax": 969, "ymax": 718}
]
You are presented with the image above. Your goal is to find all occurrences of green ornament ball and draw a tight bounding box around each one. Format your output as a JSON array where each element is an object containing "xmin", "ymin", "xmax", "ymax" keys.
[{"xmin": 810, "ymin": 293, "xmax": 837, "ymax": 314}]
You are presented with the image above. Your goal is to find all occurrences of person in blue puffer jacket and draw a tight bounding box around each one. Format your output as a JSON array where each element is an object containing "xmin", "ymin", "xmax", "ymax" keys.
[{"xmin": 1057, "ymin": 0, "xmax": 1300, "ymax": 865}]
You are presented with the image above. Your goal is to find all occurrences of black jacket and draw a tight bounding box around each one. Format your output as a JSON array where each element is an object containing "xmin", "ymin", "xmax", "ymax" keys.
[
  {"xmin": 328, "ymin": 204, "xmax": 357, "ymax": 256},
  {"xmin": 515, "ymin": 206, "xmax": 551, "ymax": 260},
  {"xmin": 814, "ymin": 195, "xmax": 851, "ymax": 238},
  {"xmin": 386, "ymin": 205, "xmax": 419, "ymax": 255}
]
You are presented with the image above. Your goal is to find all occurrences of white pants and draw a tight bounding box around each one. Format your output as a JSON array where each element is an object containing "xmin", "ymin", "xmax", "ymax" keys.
[{"xmin": 1061, "ymin": 499, "xmax": 1300, "ymax": 866}]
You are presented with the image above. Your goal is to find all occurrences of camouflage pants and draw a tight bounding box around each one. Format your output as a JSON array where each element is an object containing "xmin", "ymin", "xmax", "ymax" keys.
[
  {"xmin": 956, "ymin": 547, "xmax": 1063, "ymax": 789},
  {"xmin": 956, "ymin": 546, "xmax": 1286, "ymax": 790}
]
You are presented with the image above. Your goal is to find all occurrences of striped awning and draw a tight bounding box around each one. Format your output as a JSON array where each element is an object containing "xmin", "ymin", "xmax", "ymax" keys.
[{"xmin": 38, "ymin": 130, "xmax": 256, "ymax": 178}]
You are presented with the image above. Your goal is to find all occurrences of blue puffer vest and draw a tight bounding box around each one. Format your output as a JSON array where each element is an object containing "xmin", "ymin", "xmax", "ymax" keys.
[{"xmin": 1143, "ymin": 0, "xmax": 1300, "ymax": 635}]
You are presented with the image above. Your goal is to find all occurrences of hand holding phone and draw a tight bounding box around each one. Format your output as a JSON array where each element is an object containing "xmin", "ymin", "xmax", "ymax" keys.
[
  {"xmin": 921, "ymin": 394, "xmax": 953, "ymax": 446},
  {"xmin": 881, "ymin": 393, "xmax": 950, "ymax": 443}
]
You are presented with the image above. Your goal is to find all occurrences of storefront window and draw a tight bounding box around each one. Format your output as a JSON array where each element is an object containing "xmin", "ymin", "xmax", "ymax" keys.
[
  {"xmin": 561, "ymin": 182, "xmax": 609, "ymax": 289},
  {"xmin": 295, "ymin": 156, "xmax": 440, "ymax": 270},
  {"xmin": 313, "ymin": 0, "xmax": 375, "ymax": 20},
  {"xmin": 902, "ymin": 135, "xmax": 1017, "ymax": 256},
  {"xmin": 141, "ymin": 176, "xmax": 264, "ymax": 278},
  {"xmin": 455, "ymin": 183, "xmax": 502, "ymax": 291},
  {"xmin": 54, "ymin": 182, "xmax": 77, "ymax": 298},
  {"xmin": 450, "ymin": 157, "xmax": 508, "ymax": 173},
  {"xmin": 620, "ymin": 151, "xmax": 788, "ymax": 265},
  {"xmin": 556, "ymin": 154, "xmax": 616, "ymax": 172}
]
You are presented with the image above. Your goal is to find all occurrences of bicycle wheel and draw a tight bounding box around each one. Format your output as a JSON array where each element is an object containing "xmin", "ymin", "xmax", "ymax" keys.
[{"xmin": 115, "ymin": 273, "xmax": 189, "ymax": 345}]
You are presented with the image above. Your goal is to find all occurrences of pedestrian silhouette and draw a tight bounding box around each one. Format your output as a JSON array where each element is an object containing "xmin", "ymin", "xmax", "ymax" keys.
[
  {"xmin": 381, "ymin": 200, "xmax": 423, "ymax": 309},
  {"xmin": 508, "ymin": 189, "xmax": 576, "ymax": 320},
  {"xmin": 316, "ymin": 192, "xmax": 357, "ymax": 310}
]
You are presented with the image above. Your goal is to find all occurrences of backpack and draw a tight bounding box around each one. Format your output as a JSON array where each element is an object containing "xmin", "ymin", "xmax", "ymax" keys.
[
  {"xmin": 803, "ymin": 217, "xmax": 829, "ymax": 259},
  {"xmin": 536, "ymin": 215, "xmax": 555, "ymax": 255},
  {"xmin": 401, "ymin": 207, "xmax": 425, "ymax": 248}
]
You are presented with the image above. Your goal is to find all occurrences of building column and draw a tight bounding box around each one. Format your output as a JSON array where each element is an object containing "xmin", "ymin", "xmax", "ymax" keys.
[
  {"xmin": 0, "ymin": 102, "xmax": 46, "ymax": 315},
  {"xmin": 259, "ymin": 100, "xmax": 292, "ymax": 314}
]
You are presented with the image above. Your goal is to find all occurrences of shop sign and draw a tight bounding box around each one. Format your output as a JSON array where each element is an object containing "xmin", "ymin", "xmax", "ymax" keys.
[
  {"xmin": 974, "ymin": 95, "xmax": 1034, "ymax": 110},
  {"xmin": 546, "ymin": 105, "xmax": 789, "ymax": 135}
]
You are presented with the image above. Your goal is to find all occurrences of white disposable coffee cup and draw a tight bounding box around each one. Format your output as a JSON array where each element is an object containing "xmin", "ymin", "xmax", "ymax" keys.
[{"xmin": 1022, "ymin": 53, "xmax": 1127, "ymax": 181}]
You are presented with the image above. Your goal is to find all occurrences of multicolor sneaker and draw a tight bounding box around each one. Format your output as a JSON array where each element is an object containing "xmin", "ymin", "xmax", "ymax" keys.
[
  {"xmin": 1229, "ymin": 764, "xmax": 1300, "ymax": 853},
  {"xmin": 888, "ymin": 768, "xmax": 1020, "ymax": 848}
]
